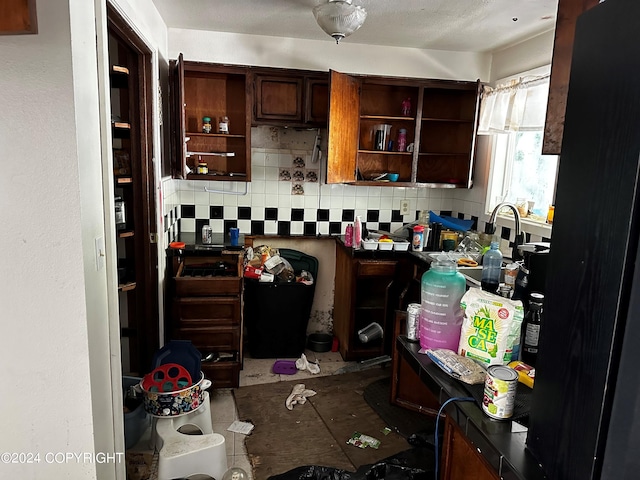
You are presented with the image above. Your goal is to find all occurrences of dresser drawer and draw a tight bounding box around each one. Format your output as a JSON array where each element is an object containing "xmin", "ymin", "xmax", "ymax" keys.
[
  {"xmin": 202, "ymin": 361, "xmax": 241, "ymax": 389},
  {"xmin": 175, "ymin": 275, "xmax": 242, "ymax": 297},
  {"xmin": 173, "ymin": 297, "xmax": 241, "ymax": 327},
  {"xmin": 356, "ymin": 260, "xmax": 397, "ymax": 277},
  {"xmin": 172, "ymin": 325, "xmax": 241, "ymax": 351},
  {"xmin": 175, "ymin": 258, "xmax": 242, "ymax": 297}
]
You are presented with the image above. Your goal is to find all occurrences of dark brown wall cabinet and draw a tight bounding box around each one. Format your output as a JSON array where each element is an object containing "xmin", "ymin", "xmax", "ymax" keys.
[
  {"xmin": 327, "ymin": 70, "xmax": 480, "ymax": 187},
  {"xmin": 171, "ymin": 54, "xmax": 252, "ymax": 181},
  {"xmin": 251, "ymin": 69, "xmax": 328, "ymax": 127},
  {"xmin": 0, "ymin": 0, "xmax": 37, "ymax": 34}
]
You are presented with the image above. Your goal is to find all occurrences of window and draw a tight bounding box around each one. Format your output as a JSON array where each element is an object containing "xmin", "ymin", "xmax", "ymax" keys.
[
  {"xmin": 480, "ymin": 66, "xmax": 558, "ymax": 224},
  {"xmin": 489, "ymin": 131, "xmax": 558, "ymax": 220}
]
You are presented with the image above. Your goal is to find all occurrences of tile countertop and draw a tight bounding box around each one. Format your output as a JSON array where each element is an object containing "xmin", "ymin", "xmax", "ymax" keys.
[{"xmin": 396, "ymin": 336, "xmax": 547, "ymax": 480}]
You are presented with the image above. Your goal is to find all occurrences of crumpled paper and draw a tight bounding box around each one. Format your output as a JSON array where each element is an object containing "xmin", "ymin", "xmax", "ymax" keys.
[{"xmin": 285, "ymin": 383, "xmax": 317, "ymax": 410}]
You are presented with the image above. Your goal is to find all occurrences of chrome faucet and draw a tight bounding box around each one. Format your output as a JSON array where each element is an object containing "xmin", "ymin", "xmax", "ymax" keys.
[{"xmin": 487, "ymin": 202, "xmax": 524, "ymax": 261}]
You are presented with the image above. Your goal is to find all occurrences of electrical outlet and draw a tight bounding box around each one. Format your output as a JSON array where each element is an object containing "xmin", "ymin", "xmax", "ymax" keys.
[{"xmin": 400, "ymin": 200, "xmax": 410, "ymax": 215}]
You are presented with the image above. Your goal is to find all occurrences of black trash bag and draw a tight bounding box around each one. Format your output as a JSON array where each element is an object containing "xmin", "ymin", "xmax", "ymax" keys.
[
  {"xmin": 268, "ymin": 465, "xmax": 353, "ymax": 480},
  {"xmin": 269, "ymin": 448, "xmax": 435, "ymax": 480}
]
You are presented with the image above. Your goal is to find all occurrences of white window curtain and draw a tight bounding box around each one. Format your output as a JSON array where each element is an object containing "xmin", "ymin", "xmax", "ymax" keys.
[{"xmin": 478, "ymin": 75, "xmax": 550, "ymax": 134}]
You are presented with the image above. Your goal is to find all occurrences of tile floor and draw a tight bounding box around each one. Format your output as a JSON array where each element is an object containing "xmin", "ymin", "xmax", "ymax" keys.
[{"xmin": 130, "ymin": 349, "xmax": 355, "ymax": 480}]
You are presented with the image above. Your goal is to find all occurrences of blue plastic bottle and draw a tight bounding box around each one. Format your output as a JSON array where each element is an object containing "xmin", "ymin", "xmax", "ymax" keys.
[
  {"xmin": 481, "ymin": 241, "xmax": 503, "ymax": 293},
  {"xmin": 419, "ymin": 260, "xmax": 466, "ymax": 351}
]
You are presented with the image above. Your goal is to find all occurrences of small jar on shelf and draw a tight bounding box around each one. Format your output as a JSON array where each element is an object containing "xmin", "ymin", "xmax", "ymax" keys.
[
  {"xmin": 202, "ymin": 116, "xmax": 212, "ymax": 134},
  {"xmin": 197, "ymin": 162, "xmax": 208, "ymax": 175},
  {"xmin": 219, "ymin": 116, "xmax": 229, "ymax": 134}
]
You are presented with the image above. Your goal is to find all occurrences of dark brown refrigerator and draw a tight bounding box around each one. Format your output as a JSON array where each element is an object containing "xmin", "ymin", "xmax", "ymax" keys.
[{"xmin": 527, "ymin": 0, "xmax": 640, "ymax": 479}]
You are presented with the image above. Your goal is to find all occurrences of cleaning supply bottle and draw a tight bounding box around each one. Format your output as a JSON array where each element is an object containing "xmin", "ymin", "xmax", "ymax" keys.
[
  {"xmin": 481, "ymin": 240, "xmax": 503, "ymax": 293},
  {"xmin": 419, "ymin": 260, "xmax": 466, "ymax": 351}
]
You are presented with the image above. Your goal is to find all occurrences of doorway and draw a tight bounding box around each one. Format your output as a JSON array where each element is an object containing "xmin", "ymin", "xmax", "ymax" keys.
[{"xmin": 107, "ymin": 6, "xmax": 159, "ymax": 375}]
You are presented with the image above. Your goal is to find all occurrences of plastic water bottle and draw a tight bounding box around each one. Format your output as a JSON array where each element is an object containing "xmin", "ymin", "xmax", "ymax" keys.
[
  {"xmin": 354, "ymin": 216, "xmax": 362, "ymax": 248},
  {"xmin": 419, "ymin": 260, "xmax": 466, "ymax": 351},
  {"xmin": 481, "ymin": 241, "xmax": 503, "ymax": 293}
]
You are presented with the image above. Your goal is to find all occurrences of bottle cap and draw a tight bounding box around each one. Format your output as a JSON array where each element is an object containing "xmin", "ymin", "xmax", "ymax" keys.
[{"xmin": 413, "ymin": 225, "xmax": 424, "ymax": 232}]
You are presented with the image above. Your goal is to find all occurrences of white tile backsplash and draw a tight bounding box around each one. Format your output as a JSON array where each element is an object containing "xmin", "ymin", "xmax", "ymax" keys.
[{"xmin": 166, "ymin": 127, "xmax": 458, "ymax": 236}]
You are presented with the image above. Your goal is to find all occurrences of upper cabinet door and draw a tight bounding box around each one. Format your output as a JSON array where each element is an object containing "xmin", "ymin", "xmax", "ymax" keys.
[
  {"xmin": 327, "ymin": 70, "xmax": 360, "ymax": 184},
  {"xmin": 305, "ymin": 76, "xmax": 329, "ymax": 125},
  {"xmin": 254, "ymin": 74, "xmax": 304, "ymax": 123},
  {"xmin": 172, "ymin": 53, "xmax": 187, "ymax": 179},
  {"xmin": 251, "ymin": 69, "xmax": 328, "ymax": 127}
]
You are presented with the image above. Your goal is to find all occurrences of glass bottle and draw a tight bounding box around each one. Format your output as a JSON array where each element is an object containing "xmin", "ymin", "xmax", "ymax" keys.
[
  {"xmin": 521, "ymin": 292, "xmax": 544, "ymax": 367},
  {"xmin": 202, "ymin": 116, "xmax": 212, "ymax": 134},
  {"xmin": 219, "ymin": 115, "xmax": 229, "ymax": 134},
  {"xmin": 481, "ymin": 240, "xmax": 503, "ymax": 293}
]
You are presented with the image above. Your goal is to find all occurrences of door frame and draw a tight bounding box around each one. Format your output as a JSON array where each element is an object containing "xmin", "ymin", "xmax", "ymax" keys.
[{"xmin": 107, "ymin": 4, "xmax": 159, "ymax": 374}]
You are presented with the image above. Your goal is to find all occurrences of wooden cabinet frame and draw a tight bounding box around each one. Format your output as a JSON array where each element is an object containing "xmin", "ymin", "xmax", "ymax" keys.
[
  {"xmin": 327, "ymin": 70, "xmax": 480, "ymax": 188},
  {"xmin": 171, "ymin": 55, "xmax": 252, "ymax": 181},
  {"xmin": 251, "ymin": 68, "xmax": 328, "ymax": 127}
]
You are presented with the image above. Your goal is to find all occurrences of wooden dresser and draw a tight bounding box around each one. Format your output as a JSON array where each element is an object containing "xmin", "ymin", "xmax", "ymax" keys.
[{"xmin": 168, "ymin": 250, "xmax": 243, "ymax": 388}]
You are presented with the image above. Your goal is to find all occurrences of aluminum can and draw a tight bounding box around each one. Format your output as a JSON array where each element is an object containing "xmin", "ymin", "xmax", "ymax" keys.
[
  {"xmin": 406, "ymin": 303, "xmax": 421, "ymax": 342},
  {"xmin": 201, "ymin": 225, "xmax": 213, "ymax": 245},
  {"xmin": 482, "ymin": 365, "xmax": 518, "ymax": 420}
]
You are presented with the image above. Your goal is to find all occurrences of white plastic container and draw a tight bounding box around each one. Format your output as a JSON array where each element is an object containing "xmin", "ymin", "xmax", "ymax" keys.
[
  {"xmin": 394, "ymin": 241, "xmax": 410, "ymax": 251},
  {"xmin": 378, "ymin": 241, "xmax": 394, "ymax": 251},
  {"xmin": 361, "ymin": 239, "xmax": 378, "ymax": 250}
]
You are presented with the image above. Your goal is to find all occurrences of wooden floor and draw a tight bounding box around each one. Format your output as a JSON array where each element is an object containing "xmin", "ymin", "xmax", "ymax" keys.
[{"xmin": 233, "ymin": 367, "xmax": 412, "ymax": 480}]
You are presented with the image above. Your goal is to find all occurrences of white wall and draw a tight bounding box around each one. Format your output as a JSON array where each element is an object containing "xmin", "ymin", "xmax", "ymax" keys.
[
  {"xmin": 490, "ymin": 30, "xmax": 555, "ymax": 82},
  {"xmin": 168, "ymin": 29, "xmax": 492, "ymax": 81},
  {"xmin": 0, "ymin": 0, "xmax": 100, "ymax": 478},
  {"xmin": 0, "ymin": 0, "xmax": 168, "ymax": 478}
]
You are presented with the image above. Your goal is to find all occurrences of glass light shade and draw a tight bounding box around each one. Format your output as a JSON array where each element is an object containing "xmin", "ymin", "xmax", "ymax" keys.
[{"xmin": 313, "ymin": 0, "xmax": 367, "ymax": 44}]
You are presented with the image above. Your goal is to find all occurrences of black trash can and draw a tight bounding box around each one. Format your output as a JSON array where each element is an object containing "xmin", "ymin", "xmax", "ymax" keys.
[{"xmin": 244, "ymin": 248, "xmax": 319, "ymax": 358}]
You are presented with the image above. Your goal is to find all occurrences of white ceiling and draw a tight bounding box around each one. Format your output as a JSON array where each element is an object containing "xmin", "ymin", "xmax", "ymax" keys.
[{"xmin": 151, "ymin": 0, "xmax": 558, "ymax": 53}]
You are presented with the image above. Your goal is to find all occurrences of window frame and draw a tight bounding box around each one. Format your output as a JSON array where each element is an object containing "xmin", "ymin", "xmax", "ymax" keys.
[{"xmin": 483, "ymin": 66, "xmax": 556, "ymax": 240}]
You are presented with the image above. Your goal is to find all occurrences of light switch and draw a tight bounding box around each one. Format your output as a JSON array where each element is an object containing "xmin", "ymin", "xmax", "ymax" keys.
[{"xmin": 95, "ymin": 236, "xmax": 105, "ymax": 271}]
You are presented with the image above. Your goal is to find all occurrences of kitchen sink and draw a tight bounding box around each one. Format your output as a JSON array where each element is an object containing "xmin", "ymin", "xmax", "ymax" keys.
[{"xmin": 457, "ymin": 265, "xmax": 505, "ymax": 287}]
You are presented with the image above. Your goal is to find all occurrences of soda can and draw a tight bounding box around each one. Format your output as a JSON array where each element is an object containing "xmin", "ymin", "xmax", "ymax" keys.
[
  {"xmin": 202, "ymin": 225, "xmax": 213, "ymax": 245},
  {"xmin": 482, "ymin": 365, "xmax": 518, "ymax": 420},
  {"xmin": 406, "ymin": 303, "xmax": 421, "ymax": 342}
]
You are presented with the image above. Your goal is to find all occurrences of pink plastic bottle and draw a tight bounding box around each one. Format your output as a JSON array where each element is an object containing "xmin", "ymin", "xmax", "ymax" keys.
[
  {"xmin": 344, "ymin": 224, "xmax": 353, "ymax": 247},
  {"xmin": 354, "ymin": 216, "xmax": 362, "ymax": 248},
  {"xmin": 419, "ymin": 260, "xmax": 466, "ymax": 351}
]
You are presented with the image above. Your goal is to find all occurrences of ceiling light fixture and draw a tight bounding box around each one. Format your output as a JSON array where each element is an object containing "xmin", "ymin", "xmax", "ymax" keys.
[{"xmin": 312, "ymin": 0, "xmax": 367, "ymax": 44}]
